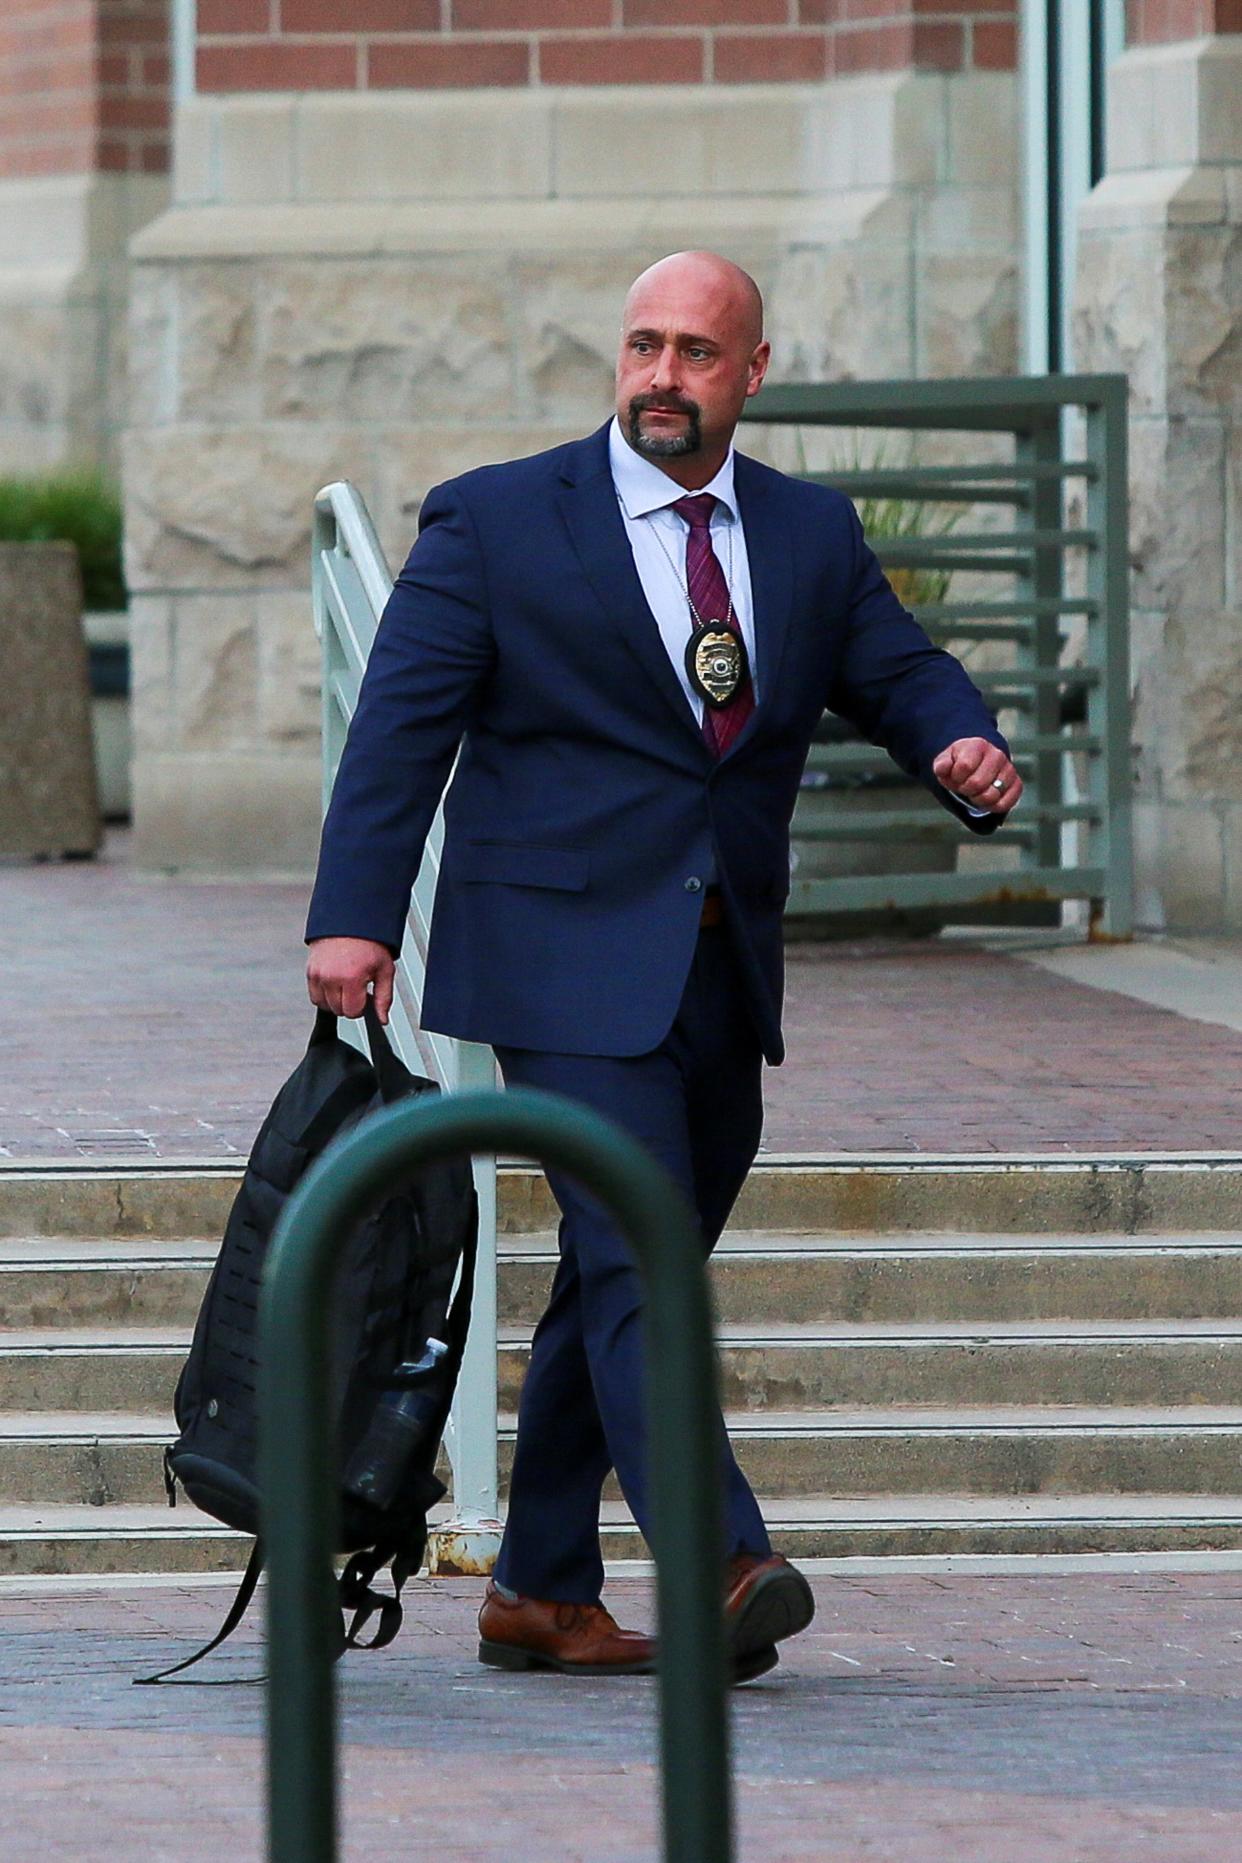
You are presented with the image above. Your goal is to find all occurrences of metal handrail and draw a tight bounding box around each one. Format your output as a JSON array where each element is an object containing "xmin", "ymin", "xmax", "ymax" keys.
[
  {"xmin": 742, "ymin": 372, "xmax": 1133, "ymax": 938},
  {"xmin": 311, "ymin": 483, "xmax": 501, "ymax": 1567},
  {"xmin": 259, "ymin": 1086, "xmax": 733, "ymax": 1863}
]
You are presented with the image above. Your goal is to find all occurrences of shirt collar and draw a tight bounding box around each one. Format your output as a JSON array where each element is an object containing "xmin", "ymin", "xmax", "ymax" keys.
[{"xmin": 608, "ymin": 415, "xmax": 738, "ymax": 523}]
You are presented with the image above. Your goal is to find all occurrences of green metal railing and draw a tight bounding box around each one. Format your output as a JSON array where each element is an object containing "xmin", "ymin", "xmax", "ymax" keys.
[
  {"xmin": 259, "ymin": 1086, "xmax": 733, "ymax": 1863},
  {"xmin": 742, "ymin": 374, "xmax": 1132, "ymax": 937}
]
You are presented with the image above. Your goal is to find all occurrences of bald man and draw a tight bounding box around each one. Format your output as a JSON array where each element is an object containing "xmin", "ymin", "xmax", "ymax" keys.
[{"xmin": 306, "ymin": 252, "xmax": 1020, "ymax": 1682}]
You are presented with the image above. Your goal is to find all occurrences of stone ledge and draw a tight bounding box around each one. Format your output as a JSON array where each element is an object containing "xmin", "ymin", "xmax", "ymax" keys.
[
  {"xmin": 129, "ymin": 190, "xmax": 906, "ymax": 262},
  {"xmin": 1079, "ymin": 166, "xmax": 1238, "ymax": 233},
  {"xmin": 168, "ymin": 74, "xmax": 1015, "ymax": 211}
]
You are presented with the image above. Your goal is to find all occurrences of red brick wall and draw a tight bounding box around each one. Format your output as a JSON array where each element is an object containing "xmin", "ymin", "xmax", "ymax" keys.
[
  {"xmin": 0, "ymin": 0, "xmax": 169, "ymax": 180},
  {"xmin": 1127, "ymin": 0, "xmax": 1242, "ymax": 38},
  {"xmin": 98, "ymin": 0, "xmax": 171, "ymax": 173},
  {"xmin": 195, "ymin": 2, "xmax": 1018, "ymax": 94},
  {"xmin": 0, "ymin": 2, "xmax": 98, "ymax": 176}
]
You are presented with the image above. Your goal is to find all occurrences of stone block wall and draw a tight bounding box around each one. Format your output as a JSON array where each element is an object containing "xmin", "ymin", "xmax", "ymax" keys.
[
  {"xmin": 0, "ymin": 0, "xmax": 171, "ymax": 470},
  {"xmin": 126, "ymin": 63, "xmax": 1019, "ymax": 871},
  {"xmin": 1075, "ymin": 32, "xmax": 1241, "ymax": 930}
]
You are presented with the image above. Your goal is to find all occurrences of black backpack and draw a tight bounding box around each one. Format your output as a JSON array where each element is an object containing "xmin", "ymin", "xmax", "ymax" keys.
[{"xmin": 140, "ymin": 1003, "xmax": 478, "ymax": 1682}]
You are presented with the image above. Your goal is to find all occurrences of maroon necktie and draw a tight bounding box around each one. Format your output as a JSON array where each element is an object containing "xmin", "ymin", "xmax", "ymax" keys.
[{"xmin": 671, "ymin": 493, "xmax": 754, "ymax": 758}]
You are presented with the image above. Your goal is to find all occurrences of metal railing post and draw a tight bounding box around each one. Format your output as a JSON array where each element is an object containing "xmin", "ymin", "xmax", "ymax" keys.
[
  {"xmin": 434, "ymin": 1041, "xmax": 502, "ymax": 1568},
  {"xmin": 1016, "ymin": 410, "xmax": 1067, "ymax": 881},
  {"xmin": 259, "ymin": 1086, "xmax": 733, "ymax": 1863},
  {"xmin": 1086, "ymin": 377, "xmax": 1134, "ymax": 938}
]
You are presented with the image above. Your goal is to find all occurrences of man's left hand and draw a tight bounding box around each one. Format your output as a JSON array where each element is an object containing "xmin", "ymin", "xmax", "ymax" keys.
[{"xmin": 932, "ymin": 738, "xmax": 1022, "ymax": 815}]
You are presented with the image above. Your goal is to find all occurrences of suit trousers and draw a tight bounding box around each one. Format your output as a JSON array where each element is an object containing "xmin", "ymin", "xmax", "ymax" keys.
[{"xmin": 492, "ymin": 920, "xmax": 773, "ymax": 1602}]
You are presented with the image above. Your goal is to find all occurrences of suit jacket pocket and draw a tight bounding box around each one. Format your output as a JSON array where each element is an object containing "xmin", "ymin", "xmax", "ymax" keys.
[{"xmin": 456, "ymin": 839, "xmax": 590, "ymax": 892}]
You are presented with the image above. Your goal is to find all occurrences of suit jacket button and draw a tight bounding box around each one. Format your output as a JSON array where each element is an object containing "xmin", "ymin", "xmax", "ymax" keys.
[{"xmin": 684, "ymin": 877, "xmax": 702, "ymax": 892}]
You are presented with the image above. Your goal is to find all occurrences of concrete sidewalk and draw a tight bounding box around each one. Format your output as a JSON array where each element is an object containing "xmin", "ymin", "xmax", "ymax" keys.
[
  {"xmin": 3, "ymin": 1567, "xmax": 1241, "ymax": 1859},
  {"xmin": 6, "ymin": 833, "xmax": 1242, "ymax": 1159}
]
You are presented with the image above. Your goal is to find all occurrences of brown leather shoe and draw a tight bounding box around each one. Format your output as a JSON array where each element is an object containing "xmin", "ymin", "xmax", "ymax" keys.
[
  {"xmin": 478, "ymin": 1581, "xmax": 656, "ymax": 1675},
  {"xmin": 725, "ymin": 1554, "xmax": 815, "ymax": 1665}
]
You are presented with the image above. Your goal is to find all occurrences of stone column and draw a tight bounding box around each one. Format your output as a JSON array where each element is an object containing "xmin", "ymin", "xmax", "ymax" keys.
[{"xmin": 1075, "ymin": 30, "xmax": 1242, "ymax": 930}]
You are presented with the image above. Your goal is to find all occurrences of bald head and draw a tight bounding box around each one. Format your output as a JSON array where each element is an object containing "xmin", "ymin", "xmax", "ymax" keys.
[
  {"xmin": 622, "ymin": 251, "xmax": 765, "ymax": 352},
  {"xmin": 616, "ymin": 251, "xmax": 770, "ymax": 488}
]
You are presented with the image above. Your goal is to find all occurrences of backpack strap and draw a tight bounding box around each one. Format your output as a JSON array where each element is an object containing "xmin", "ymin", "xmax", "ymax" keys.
[
  {"xmin": 132, "ymin": 1541, "xmax": 266, "ymax": 1686},
  {"xmin": 362, "ymin": 998, "xmax": 421, "ymax": 1106},
  {"xmin": 310, "ymin": 1007, "xmax": 338, "ymax": 1047},
  {"xmin": 133, "ymin": 1542, "xmax": 356, "ymax": 1684},
  {"xmin": 339, "ymin": 1546, "xmax": 408, "ymax": 1651}
]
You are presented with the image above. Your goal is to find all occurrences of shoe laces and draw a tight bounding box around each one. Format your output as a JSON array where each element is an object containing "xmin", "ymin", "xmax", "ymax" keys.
[{"xmin": 553, "ymin": 1601, "xmax": 613, "ymax": 1636}]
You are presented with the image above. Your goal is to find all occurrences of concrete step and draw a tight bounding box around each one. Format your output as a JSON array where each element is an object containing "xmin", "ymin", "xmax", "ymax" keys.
[
  {"xmin": 13, "ymin": 1407, "xmax": 1242, "ymax": 1507},
  {"xmin": 0, "ymin": 1504, "xmax": 248, "ymax": 1577},
  {"xmin": 6, "ymin": 1159, "xmax": 1242, "ymax": 1575},
  {"xmin": 671, "ymin": 1407, "xmax": 1242, "ymax": 1500},
  {"xmin": 0, "ymin": 1240, "xmax": 214, "ymax": 1327},
  {"xmin": 5, "ymin": 1155, "xmax": 1242, "ymax": 1241},
  {"xmin": 9, "ymin": 1232, "xmax": 1242, "ymax": 1333},
  {"xmin": 496, "ymin": 1319, "xmax": 1242, "ymax": 1412},
  {"xmin": 0, "ymin": 1414, "xmax": 175, "ymax": 1505},
  {"xmin": 467, "ymin": 1157, "xmax": 1242, "ymax": 1238},
  {"xmin": 0, "ymin": 1332, "xmax": 187, "ymax": 1409},
  {"xmin": 9, "ymin": 1492, "xmax": 1242, "ymax": 1578},
  {"xmin": 594, "ymin": 1493, "xmax": 1242, "ymax": 1562},
  {"xmin": 12, "ymin": 1315, "xmax": 1242, "ymax": 1413},
  {"xmin": 0, "ymin": 1168, "xmax": 243, "ymax": 1242},
  {"xmin": 503, "ymin": 1231, "xmax": 1242, "ymax": 1325}
]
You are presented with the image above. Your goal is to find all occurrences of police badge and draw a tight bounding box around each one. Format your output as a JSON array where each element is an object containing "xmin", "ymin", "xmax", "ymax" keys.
[{"xmin": 686, "ymin": 622, "xmax": 748, "ymax": 710}]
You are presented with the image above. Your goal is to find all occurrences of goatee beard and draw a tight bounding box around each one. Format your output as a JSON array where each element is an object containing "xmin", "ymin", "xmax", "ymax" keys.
[{"xmin": 627, "ymin": 394, "xmax": 702, "ymax": 458}]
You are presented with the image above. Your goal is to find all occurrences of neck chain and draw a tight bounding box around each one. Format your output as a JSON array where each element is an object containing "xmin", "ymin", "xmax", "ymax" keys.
[{"xmin": 647, "ymin": 505, "xmax": 736, "ymax": 631}]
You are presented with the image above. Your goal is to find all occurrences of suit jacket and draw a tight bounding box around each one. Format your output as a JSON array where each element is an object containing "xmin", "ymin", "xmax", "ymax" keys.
[{"xmin": 305, "ymin": 422, "xmax": 1008, "ymax": 1064}]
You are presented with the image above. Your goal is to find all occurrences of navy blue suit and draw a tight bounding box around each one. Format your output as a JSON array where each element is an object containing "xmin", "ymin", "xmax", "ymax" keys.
[{"xmin": 307, "ymin": 421, "xmax": 1007, "ymax": 1596}]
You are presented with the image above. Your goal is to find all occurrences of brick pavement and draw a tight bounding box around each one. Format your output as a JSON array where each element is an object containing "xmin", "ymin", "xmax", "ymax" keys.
[
  {"xmin": 2, "ymin": 1571, "xmax": 1242, "ymax": 1858},
  {"xmin": 6, "ymin": 833, "xmax": 1242, "ymax": 1160}
]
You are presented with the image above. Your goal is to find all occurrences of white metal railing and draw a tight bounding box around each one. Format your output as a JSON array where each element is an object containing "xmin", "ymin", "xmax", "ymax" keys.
[{"xmin": 312, "ymin": 481, "xmax": 501, "ymax": 1570}]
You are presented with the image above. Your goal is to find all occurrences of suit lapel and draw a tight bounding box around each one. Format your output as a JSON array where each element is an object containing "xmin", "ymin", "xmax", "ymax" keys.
[
  {"xmin": 729, "ymin": 452, "xmax": 795, "ymax": 756},
  {"xmin": 557, "ymin": 430, "xmax": 707, "ymax": 750},
  {"xmin": 555, "ymin": 430, "xmax": 796, "ymax": 761}
]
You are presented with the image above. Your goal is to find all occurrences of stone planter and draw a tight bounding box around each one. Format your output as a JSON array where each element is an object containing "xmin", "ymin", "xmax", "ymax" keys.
[{"xmin": 0, "ymin": 542, "xmax": 101, "ymax": 857}]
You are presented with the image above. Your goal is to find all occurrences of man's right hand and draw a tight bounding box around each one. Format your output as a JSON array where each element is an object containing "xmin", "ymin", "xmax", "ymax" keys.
[{"xmin": 306, "ymin": 937, "xmax": 395, "ymax": 1024}]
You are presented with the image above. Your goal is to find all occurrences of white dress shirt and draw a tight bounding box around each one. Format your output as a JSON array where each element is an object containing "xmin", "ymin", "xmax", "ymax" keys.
[
  {"xmin": 608, "ymin": 415, "xmax": 990, "ymax": 818},
  {"xmin": 608, "ymin": 415, "xmax": 756, "ymax": 725}
]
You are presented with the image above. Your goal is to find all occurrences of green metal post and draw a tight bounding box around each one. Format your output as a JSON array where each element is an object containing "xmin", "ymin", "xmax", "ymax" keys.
[
  {"xmin": 258, "ymin": 1086, "xmax": 733, "ymax": 1863},
  {"xmin": 1016, "ymin": 411, "xmax": 1067, "ymax": 881},
  {"xmin": 1085, "ymin": 379, "xmax": 1134, "ymax": 937}
]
